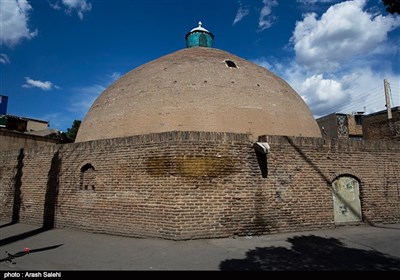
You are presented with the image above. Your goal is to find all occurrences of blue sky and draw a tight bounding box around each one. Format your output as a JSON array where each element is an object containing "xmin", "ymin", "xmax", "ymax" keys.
[{"xmin": 1, "ymin": 0, "xmax": 399, "ymax": 132}]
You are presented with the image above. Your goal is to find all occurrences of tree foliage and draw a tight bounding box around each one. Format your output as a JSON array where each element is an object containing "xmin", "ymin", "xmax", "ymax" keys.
[
  {"xmin": 66, "ymin": 120, "xmax": 81, "ymax": 142},
  {"xmin": 382, "ymin": 0, "xmax": 400, "ymax": 14}
]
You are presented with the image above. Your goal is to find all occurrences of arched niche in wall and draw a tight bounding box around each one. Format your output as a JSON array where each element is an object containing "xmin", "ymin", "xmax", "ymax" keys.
[
  {"xmin": 331, "ymin": 175, "xmax": 362, "ymax": 224},
  {"xmin": 80, "ymin": 163, "xmax": 96, "ymax": 191}
]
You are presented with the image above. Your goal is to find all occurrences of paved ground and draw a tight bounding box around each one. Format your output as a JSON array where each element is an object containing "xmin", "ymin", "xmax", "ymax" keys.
[{"xmin": 1, "ymin": 221, "xmax": 399, "ymax": 271}]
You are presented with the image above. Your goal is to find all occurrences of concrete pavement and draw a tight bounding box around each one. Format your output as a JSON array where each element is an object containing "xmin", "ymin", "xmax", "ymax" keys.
[{"xmin": 1, "ymin": 221, "xmax": 399, "ymax": 271}]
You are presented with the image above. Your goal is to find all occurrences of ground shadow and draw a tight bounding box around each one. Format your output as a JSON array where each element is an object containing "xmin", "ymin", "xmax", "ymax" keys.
[
  {"xmin": 0, "ymin": 244, "xmax": 63, "ymax": 264},
  {"xmin": 368, "ymin": 224, "xmax": 400, "ymax": 230},
  {"xmin": 219, "ymin": 235, "xmax": 400, "ymax": 271},
  {"xmin": 0, "ymin": 227, "xmax": 48, "ymax": 247},
  {"xmin": 0, "ymin": 222, "xmax": 16, "ymax": 229},
  {"xmin": 283, "ymin": 137, "xmax": 370, "ymax": 224}
]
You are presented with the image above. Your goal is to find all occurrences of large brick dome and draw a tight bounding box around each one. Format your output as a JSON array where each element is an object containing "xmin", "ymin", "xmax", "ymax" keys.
[{"xmin": 76, "ymin": 47, "xmax": 321, "ymax": 142}]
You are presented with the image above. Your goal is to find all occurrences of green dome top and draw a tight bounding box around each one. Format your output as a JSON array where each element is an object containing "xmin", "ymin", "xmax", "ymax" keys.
[{"xmin": 185, "ymin": 21, "xmax": 214, "ymax": 48}]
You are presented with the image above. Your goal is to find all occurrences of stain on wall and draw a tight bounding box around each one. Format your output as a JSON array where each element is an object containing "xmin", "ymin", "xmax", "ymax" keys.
[{"xmin": 1, "ymin": 131, "xmax": 399, "ymax": 240}]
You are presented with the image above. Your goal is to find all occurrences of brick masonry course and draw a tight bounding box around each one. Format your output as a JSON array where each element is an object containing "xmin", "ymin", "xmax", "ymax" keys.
[{"xmin": 1, "ymin": 131, "xmax": 399, "ymax": 240}]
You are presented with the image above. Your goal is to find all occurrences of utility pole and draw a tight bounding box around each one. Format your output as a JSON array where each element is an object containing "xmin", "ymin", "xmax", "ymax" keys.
[{"xmin": 384, "ymin": 79, "xmax": 392, "ymax": 120}]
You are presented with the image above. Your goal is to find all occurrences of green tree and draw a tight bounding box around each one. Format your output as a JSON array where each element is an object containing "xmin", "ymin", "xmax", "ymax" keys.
[
  {"xmin": 382, "ymin": 0, "xmax": 400, "ymax": 14},
  {"xmin": 66, "ymin": 120, "xmax": 81, "ymax": 142}
]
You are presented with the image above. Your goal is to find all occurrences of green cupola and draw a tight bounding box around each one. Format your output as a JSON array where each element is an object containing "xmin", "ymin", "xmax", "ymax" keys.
[{"xmin": 185, "ymin": 21, "xmax": 214, "ymax": 48}]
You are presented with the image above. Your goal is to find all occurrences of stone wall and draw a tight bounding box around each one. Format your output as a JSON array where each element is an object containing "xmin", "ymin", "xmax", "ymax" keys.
[{"xmin": 1, "ymin": 131, "xmax": 399, "ymax": 240}]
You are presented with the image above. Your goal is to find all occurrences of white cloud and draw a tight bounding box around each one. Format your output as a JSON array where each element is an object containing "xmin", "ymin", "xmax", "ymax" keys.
[
  {"xmin": 110, "ymin": 72, "xmax": 121, "ymax": 81},
  {"xmin": 0, "ymin": 0, "xmax": 38, "ymax": 47},
  {"xmin": 268, "ymin": 61, "xmax": 350, "ymax": 116},
  {"xmin": 0, "ymin": 53, "xmax": 10, "ymax": 64},
  {"xmin": 292, "ymin": 0, "xmax": 400, "ymax": 72},
  {"xmin": 22, "ymin": 77, "xmax": 60, "ymax": 91},
  {"xmin": 34, "ymin": 83, "xmax": 103, "ymax": 131},
  {"xmin": 68, "ymin": 72, "xmax": 122, "ymax": 118},
  {"xmin": 69, "ymin": 84, "xmax": 105, "ymax": 115},
  {"xmin": 296, "ymin": 0, "xmax": 337, "ymax": 4},
  {"xmin": 259, "ymin": 58, "xmax": 400, "ymax": 117},
  {"xmin": 258, "ymin": 0, "xmax": 278, "ymax": 31},
  {"xmin": 233, "ymin": 2, "xmax": 250, "ymax": 25},
  {"xmin": 37, "ymin": 112, "xmax": 66, "ymax": 130},
  {"xmin": 251, "ymin": 57, "xmax": 274, "ymax": 70},
  {"xmin": 50, "ymin": 0, "xmax": 92, "ymax": 20},
  {"xmin": 252, "ymin": 1, "xmax": 400, "ymax": 118},
  {"xmin": 253, "ymin": 52, "xmax": 400, "ymax": 117},
  {"xmin": 49, "ymin": 1, "xmax": 61, "ymax": 10},
  {"xmin": 299, "ymin": 74, "xmax": 348, "ymax": 115}
]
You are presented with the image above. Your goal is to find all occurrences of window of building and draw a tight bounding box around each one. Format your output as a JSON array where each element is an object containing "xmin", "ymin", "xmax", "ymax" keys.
[
  {"xmin": 199, "ymin": 34, "xmax": 207, "ymax": 47},
  {"xmin": 336, "ymin": 115, "xmax": 349, "ymax": 138},
  {"xmin": 355, "ymin": 115, "xmax": 363, "ymax": 125}
]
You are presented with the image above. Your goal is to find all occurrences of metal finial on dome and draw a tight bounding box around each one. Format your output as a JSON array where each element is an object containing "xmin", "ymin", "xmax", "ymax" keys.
[{"xmin": 190, "ymin": 21, "xmax": 209, "ymax": 33}]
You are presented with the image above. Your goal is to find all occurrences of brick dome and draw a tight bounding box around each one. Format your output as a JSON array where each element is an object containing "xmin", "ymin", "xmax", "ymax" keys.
[{"xmin": 75, "ymin": 47, "xmax": 321, "ymax": 142}]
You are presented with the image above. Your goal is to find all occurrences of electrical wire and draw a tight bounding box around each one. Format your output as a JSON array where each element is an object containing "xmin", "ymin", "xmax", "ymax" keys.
[{"xmin": 314, "ymin": 80, "xmax": 400, "ymax": 115}]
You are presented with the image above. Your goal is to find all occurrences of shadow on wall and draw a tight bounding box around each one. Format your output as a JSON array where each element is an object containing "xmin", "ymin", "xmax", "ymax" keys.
[
  {"xmin": 1, "ymin": 151, "xmax": 61, "ymax": 246},
  {"xmin": 11, "ymin": 148, "xmax": 24, "ymax": 223},
  {"xmin": 283, "ymin": 136, "xmax": 367, "ymax": 224},
  {"xmin": 255, "ymin": 151, "xmax": 268, "ymax": 178},
  {"xmin": 219, "ymin": 235, "xmax": 400, "ymax": 271},
  {"xmin": 43, "ymin": 151, "xmax": 61, "ymax": 229}
]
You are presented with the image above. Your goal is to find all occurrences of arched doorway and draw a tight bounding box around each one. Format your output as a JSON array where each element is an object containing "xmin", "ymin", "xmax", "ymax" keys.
[{"xmin": 332, "ymin": 175, "xmax": 362, "ymax": 223}]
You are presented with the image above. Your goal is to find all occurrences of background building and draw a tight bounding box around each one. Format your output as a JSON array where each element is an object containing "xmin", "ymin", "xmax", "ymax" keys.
[
  {"xmin": 363, "ymin": 107, "xmax": 400, "ymax": 141},
  {"xmin": 316, "ymin": 112, "xmax": 364, "ymax": 140},
  {"xmin": 0, "ymin": 97, "xmax": 61, "ymax": 151},
  {"xmin": 317, "ymin": 107, "xmax": 399, "ymax": 142}
]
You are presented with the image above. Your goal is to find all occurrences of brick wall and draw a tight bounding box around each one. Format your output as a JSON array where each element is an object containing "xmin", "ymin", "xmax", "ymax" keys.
[
  {"xmin": 363, "ymin": 111, "xmax": 400, "ymax": 141},
  {"xmin": 1, "ymin": 131, "xmax": 399, "ymax": 240},
  {"xmin": 0, "ymin": 129, "xmax": 58, "ymax": 151}
]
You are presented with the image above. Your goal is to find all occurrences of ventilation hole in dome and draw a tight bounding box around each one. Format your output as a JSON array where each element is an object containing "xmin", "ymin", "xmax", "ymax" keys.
[{"xmin": 225, "ymin": 60, "xmax": 237, "ymax": 68}]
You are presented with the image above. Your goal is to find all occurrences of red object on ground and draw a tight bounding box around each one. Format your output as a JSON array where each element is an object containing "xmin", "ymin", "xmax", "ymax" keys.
[{"xmin": 24, "ymin": 248, "xmax": 31, "ymax": 253}]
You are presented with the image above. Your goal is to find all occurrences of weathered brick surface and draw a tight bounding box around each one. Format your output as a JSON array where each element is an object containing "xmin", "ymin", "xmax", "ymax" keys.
[
  {"xmin": 363, "ymin": 116, "xmax": 400, "ymax": 141},
  {"xmin": 1, "ymin": 131, "xmax": 399, "ymax": 240},
  {"xmin": 0, "ymin": 129, "xmax": 58, "ymax": 151}
]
